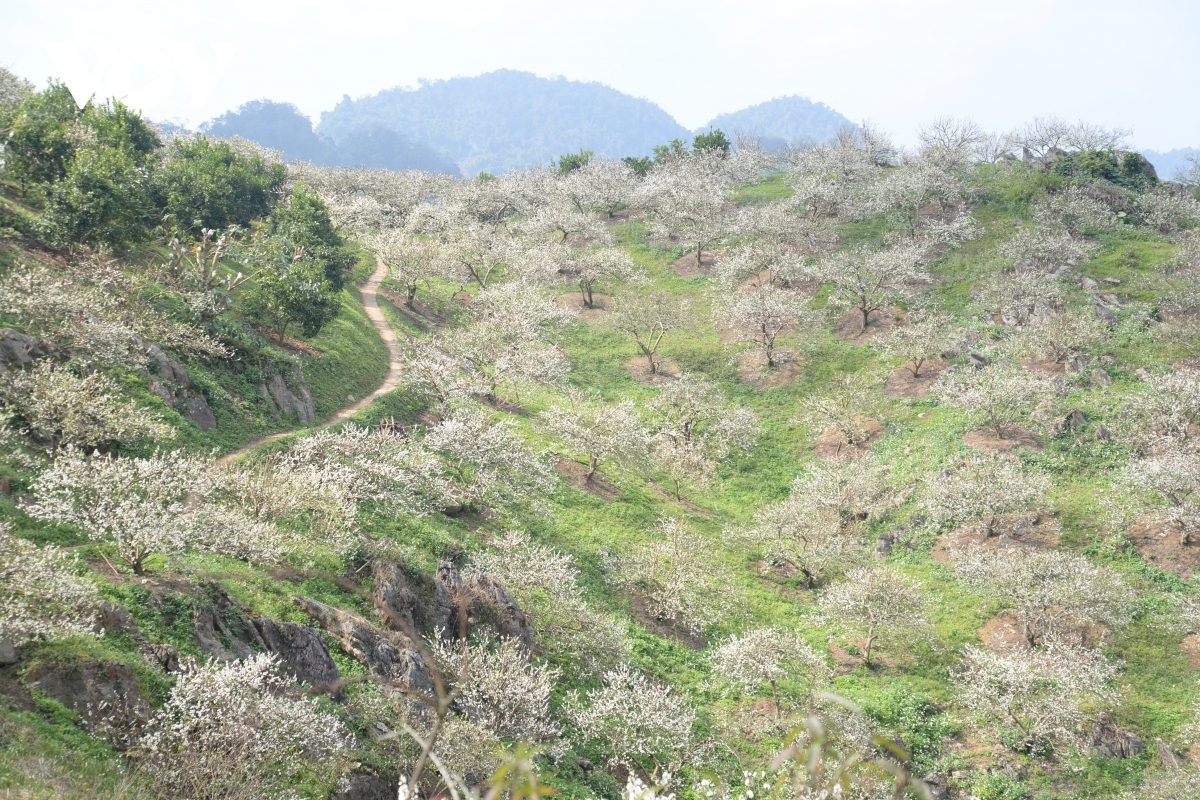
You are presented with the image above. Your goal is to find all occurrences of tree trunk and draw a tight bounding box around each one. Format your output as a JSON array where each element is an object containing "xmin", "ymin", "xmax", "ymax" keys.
[
  {"xmin": 406, "ymin": 283, "xmax": 417, "ymax": 306},
  {"xmin": 861, "ymin": 306, "xmax": 871, "ymax": 329},
  {"xmin": 586, "ymin": 454, "xmax": 598, "ymax": 481},
  {"xmin": 864, "ymin": 630, "xmax": 875, "ymax": 667}
]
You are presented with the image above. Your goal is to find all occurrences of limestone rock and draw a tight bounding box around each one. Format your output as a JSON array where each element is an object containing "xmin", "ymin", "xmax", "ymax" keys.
[
  {"xmin": 0, "ymin": 328, "xmax": 50, "ymax": 372},
  {"xmin": 268, "ymin": 370, "xmax": 316, "ymax": 424},
  {"xmin": 1091, "ymin": 368, "xmax": 1113, "ymax": 388},
  {"xmin": 333, "ymin": 775, "xmax": 396, "ymax": 800},
  {"xmin": 1087, "ymin": 721, "xmax": 1145, "ymax": 758},
  {"xmin": 0, "ymin": 637, "xmax": 18, "ymax": 665},
  {"xmin": 182, "ymin": 394, "xmax": 217, "ymax": 431},
  {"xmin": 1095, "ymin": 303, "xmax": 1118, "ymax": 328},
  {"xmin": 295, "ymin": 596, "xmax": 432, "ymax": 693},
  {"xmin": 251, "ymin": 617, "xmax": 340, "ymax": 690},
  {"xmin": 23, "ymin": 659, "xmax": 152, "ymax": 748}
]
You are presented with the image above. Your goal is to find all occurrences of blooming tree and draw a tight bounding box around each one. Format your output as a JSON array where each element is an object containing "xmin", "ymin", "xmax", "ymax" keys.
[
  {"xmin": 935, "ymin": 362, "xmax": 1057, "ymax": 440},
  {"xmin": 1032, "ymin": 186, "xmax": 1117, "ymax": 234},
  {"xmin": 639, "ymin": 149, "xmax": 739, "ymax": 265},
  {"xmin": 953, "ymin": 548, "xmax": 1132, "ymax": 646},
  {"xmin": 715, "ymin": 283, "xmax": 813, "ymax": 369},
  {"xmin": 1114, "ymin": 444, "xmax": 1200, "ymax": 545},
  {"xmin": 1118, "ymin": 369, "xmax": 1200, "ymax": 452},
  {"xmin": 742, "ymin": 458, "xmax": 899, "ymax": 587},
  {"xmin": 1011, "ymin": 310, "xmax": 1109, "ymax": 365},
  {"xmin": 817, "ymin": 567, "xmax": 931, "ymax": 667},
  {"xmin": 372, "ymin": 229, "xmax": 448, "ymax": 306},
  {"xmin": 996, "ymin": 226, "xmax": 1096, "ymax": 276},
  {"xmin": 607, "ymin": 517, "xmax": 737, "ymax": 635},
  {"xmin": 571, "ymin": 247, "xmax": 643, "ymax": 308},
  {"xmin": 953, "ymin": 639, "xmax": 1116, "ymax": 753},
  {"xmin": 795, "ymin": 373, "xmax": 882, "ymax": 452},
  {"xmin": 606, "ymin": 291, "xmax": 691, "ymax": 374},
  {"xmin": 140, "ymin": 654, "xmax": 352, "ymax": 800},
  {"xmin": 566, "ymin": 664, "xmax": 695, "ymax": 775},
  {"xmin": 874, "ymin": 307, "xmax": 957, "ymax": 377},
  {"xmin": 710, "ymin": 628, "xmax": 830, "ymax": 713},
  {"xmin": 922, "ymin": 455, "xmax": 1050, "ymax": 536},
  {"xmin": 804, "ymin": 242, "xmax": 930, "ymax": 330},
  {"xmin": 538, "ymin": 391, "xmax": 649, "ymax": 481},
  {"xmin": 0, "ymin": 522, "xmax": 98, "ymax": 646}
]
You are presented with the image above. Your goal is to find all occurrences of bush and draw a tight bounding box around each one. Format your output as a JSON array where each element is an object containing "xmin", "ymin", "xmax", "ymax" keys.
[
  {"xmin": 266, "ymin": 187, "xmax": 354, "ymax": 291},
  {"xmin": 154, "ymin": 135, "xmax": 286, "ymax": 231},
  {"xmin": 692, "ymin": 127, "xmax": 730, "ymax": 154},
  {"xmin": 40, "ymin": 143, "xmax": 157, "ymax": 246},
  {"xmin": 1, "ymin": 81, "xmax": 79, "ymax": 186}
]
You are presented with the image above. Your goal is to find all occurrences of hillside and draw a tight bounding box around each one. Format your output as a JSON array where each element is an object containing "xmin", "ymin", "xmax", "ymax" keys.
[
  {"xmin": 201, "ymin": 100, "xmax": 461, "ymax": 175},
  {"xmin": 316, "ymin": 70, "xmax": 691, "ymax": 175},
  {"xmin": 701, "ymin": 94, "xmax": 855, "ymax": 148},
  {"xmin": 5, "ymin": 70, "xmax": 1200, "ymax": 800}
]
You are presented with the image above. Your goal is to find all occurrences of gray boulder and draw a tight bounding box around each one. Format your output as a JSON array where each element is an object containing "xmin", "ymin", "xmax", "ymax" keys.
[
  {"xmin": 251, "ymin": 617, "xmax": 340, "ymax": 690},
  {"xmin": 0, "ymin": 637, "xmax": 18, "ymax": 665},
  {"xmin": 332, "ymin": 775, "xmax": 396, "ymax": 800},
  {"xmin": 1091, "ymin": 368, "xmax": 1113, "ymax": 388},
  {"xmin": 1087, "ymin": 721, "xmax": 1145, "ymax": 758},
  {"xmin": 23, "ymin": 659, "xmax": 152, "ymax": 749},
  {"xmin": 0, "ymin": 328, "xmax": 50, "ymax": 372},
  {"xmin": 268, "ymin": 370, "xmax": 316, "ymax": 423}
]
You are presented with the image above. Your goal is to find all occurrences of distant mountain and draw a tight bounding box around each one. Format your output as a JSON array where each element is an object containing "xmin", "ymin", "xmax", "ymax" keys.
[
  {"xmin": 201, "ymin": 100, "xmax": 459, "ymax": 175},
  {"xmin": 701, "ymin": 95, "xmax": 854, "ymax": 149},
  {"xmin": 1141, "ymin": 147, "xmax": 1199, "ymax": 182},
  {"xmin": 317, "ymin": 69, "xmax": 691, "ymax": 176}
]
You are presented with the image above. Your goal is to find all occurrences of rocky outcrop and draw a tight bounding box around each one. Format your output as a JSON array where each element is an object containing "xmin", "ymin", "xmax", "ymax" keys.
[
  {"xmin": 433, "ymin": 560, "xmax": 534, "ymax": 649},
  {"xmin": 145, "ymin": 342, "xmax": 217, "ymax": 431},
  {"xmin": 372, "ymin": 560, "xmax": 428, "ymax": 635},
  {"xmin": 295, "ymin": 596, "xmax": 431, "ymax": 693},
  {"xmin": 250, "ymin": 617, "xmax": 340, "ymax": 690},
  {"xmin": 0, "ymin": 328, "xmax": 51, "ymax": 372},
  {"xmin": 259, "ymin": 366, "xmax": 316, "ymax": 424},
  {"xmin": 333, "ymin": 774, "xmax": 396, "ymax": 800},
  {"xmin": 23, "ymin": 659, "xmax": 152, "ymax": 749},
  {"xmin": 1087, "ymin": 721, "xmax": 1145, "ymax": 758}
]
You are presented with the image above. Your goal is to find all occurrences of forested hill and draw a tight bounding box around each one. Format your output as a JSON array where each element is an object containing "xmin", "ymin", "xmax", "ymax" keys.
[
  {"xmin": 700, "ymin": 95, "xmax": 855, "ymax": 149},
  {"xmin": 316, "ymin": 69, "xmax": 692, "ymax": 175}
]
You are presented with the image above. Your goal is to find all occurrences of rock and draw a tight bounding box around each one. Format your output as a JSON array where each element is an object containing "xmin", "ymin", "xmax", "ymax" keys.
[
  {"xmin": 1067, "ymin": 409, "xmax": 1088, "ymax": 431},
  {"xmin": 969, "ymin": 351, "xmax": 991, "ymax": 368},
  {"xmin": 146, "ymin": 344, "xmax": 191, "ymax": 386},
  {"xmin": 1052, "ymin": 264, "xmax": 1073, "ymax": 278},
  {"xmin": 1087, "ymin": 721, "xmax": 1145, "ymax": 759},
  {"xmin": 181, "ymin": 394, "xmax": 217, "ymax": 431},
  {"xmin": 23, "ymin": 659, "xmax": 152, "ymax": 748},
  {"xmin": 294, "ymin": 596, "xmax": 432, "ymax": 693},
  {"xmin": 332, "ymin": 774, "xmax": 396, "ymax": 800},
  {"xmin": 1065, "ymin": 354, "xmax": 1088, "ymax": 374},
  {"xmin": 251, "ymin": 617, "xmax": 340, "ymax": 691},
  {"xmin": 372, "ymin": 560, "xmax": 424, "ymax": 635},
  {"xmin": 1157, "ymin": 739, "xmax": 1182, "ymax": 769},
  {"xmin": 1091, "ymin": 368, "xmax": 1113, "ymax": 388},
  {"xmin": 146, "ymin": 643, "xmax": 180, "ymax": 673},
  {"xmin": 1095, "ymin": 304, "xmax": 1118, "ymax": 328},
  {"xmin": 1081, "ymin": 276, "xmax": 1100, "ymax": 290},
  {"xmin": 921, "ymin": 774, "xmax": 950, "ymax": 800},
  {"xmin": 1096, "ymin": 425, "xmax": 1114, "ymax": 442},
  {"xmin": 875, "ymin": 533, "xmax": 894, "ymax": 557},
  {"xmin": 0, "ymin": 637, "xmax": 18, "ymax": 665},
  {"xmin": 0, "ymin": 329, "xmax": 51, "ymax": 372},
  {"xmin": 192, "ymin": 607, "xmax": 245, "ymax": 663},
  {"xmin": 95, "ymin": 601, "xmax": 138, "ymax": 634},
  {"xmin": 1101, "ymin": 293, "xmax": 1121, "ymax": 306},
  {"xmin": 268, "ymin": 370, "xmax": 316, "ymax": 424},
  {"xmin": 1103, "ymin": 277, "xmax": 1122, "ymax": 285},
  {"xmin": 434, "ymin": 561, "xmax": 534, "ymax": 649}
]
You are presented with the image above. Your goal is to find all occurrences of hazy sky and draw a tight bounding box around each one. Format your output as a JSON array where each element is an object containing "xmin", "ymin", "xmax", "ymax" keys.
[{"xmin": 3, "ymin": 0, "xmax": 1198, "ymax": 149}]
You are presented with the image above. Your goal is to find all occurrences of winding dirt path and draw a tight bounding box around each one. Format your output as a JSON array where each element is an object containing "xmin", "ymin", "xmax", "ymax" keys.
[{"xmin": 216, "ymin": 255, "xmax": 403, "ymax": 464}]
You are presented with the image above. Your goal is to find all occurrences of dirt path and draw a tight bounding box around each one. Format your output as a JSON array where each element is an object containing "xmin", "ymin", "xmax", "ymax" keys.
[{"xmin": 216, "ymin": 255, "xmax": 403, "ymax": 464}]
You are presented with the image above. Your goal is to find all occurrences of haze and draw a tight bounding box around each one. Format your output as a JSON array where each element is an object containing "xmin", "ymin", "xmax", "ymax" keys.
[{"xmin": 2, "ymin": 0, "xmax": 1198, "ymax": 149}]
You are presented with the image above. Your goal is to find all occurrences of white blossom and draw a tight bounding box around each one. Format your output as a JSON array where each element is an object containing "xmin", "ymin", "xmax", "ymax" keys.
[
  {"xmin": 0, "ymin": 522, "xmax": 98, "ymax": 646},
  {"xmin": 817, "ymin": 567, "xmax": 932, "ymax": 667}
]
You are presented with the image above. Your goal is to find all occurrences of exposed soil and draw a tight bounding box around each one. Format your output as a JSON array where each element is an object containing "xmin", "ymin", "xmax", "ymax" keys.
[
  {"xmin": 834, "ymin": 307, "xmax": 908, "ymax": 345},
  {"xmin": 884, "ymin": 360, "xmax": 948, "ymax": 399},
  {"xmin": 601, "ymin": 209, "xmax": 636, "ymax": 226},
  {"xmin": 931, "ymin": 512, "xmax": 1061, "ymax": 565},
  {"xmin": 1181, "ymin": 634, "xmax": 1200, "ymax": 670},
  {"xmin": 1128, "ymin": 516, "xmax": 1200, "ymax": 578},
  {"xmin": 555, "ymin": 291, "xmax": 612, "ymax": 321},
  {"xmin": 377, "ymin": 288, "xmax": 443, "ymax": 329},
  {"xmin": 624, "ymin": 356, "xmax": 679, "ymax": 386},
  {"xmin": 1020, "ymin": 357, "xmax": 1069, "ymax": 378},
  {"xmin": 671, "ymin": 250, "xmax": 720, "ymax": 277},
  {"xmin": 828, "ymin": 638, "xmax": 902, "ymax": 672},
  {"xmin": 814, "ymin": 418, "xmax": 885, "ymax": 460},
  {"xmin": 627, "ymin": 594, "xmax": 707, "ymax": 650},
  {"xmin": 963, "ymin": 426, "xmax": 1043, "ymax": 453},
  {"xmin": 553, "ymin": 457, "xmax": 623, "ymax": 501},
  {"xmin": 978, "ymin": 610, "xmax": 1032, "ymax": 654},
  {"xmin": 736, "ymin": 350, "xmax": 804, "ymax": 389}
]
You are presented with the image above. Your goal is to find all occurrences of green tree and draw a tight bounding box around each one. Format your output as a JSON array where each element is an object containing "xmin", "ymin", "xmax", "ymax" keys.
[
  {"xmin": 556, "ymin": 148, "xmax": 593, "ymax": 173},
  {"xmin": 266, "ymin": 187, "xmax": 354, "ymax": 292},
  {"xmin": 241, "ymin": 244, "xmax": 341, "ymax": 340},
  {"xmin": 692, "ymin": 127, "xmax": 730, "ymax": 154},
  {"xmin": 653, "ymin": 138, "xmax": 689, "ymax": 163},
  {"xmin": 1, "ymin": 80, "xmax": 78, "ymax": 186},
  {"xmin": 621, "ymin": 155, "xmax": 653, "ymax": 177},
  {"xmin": 153, "ymin": 135, "xmax": 286, "ymax": 231}
]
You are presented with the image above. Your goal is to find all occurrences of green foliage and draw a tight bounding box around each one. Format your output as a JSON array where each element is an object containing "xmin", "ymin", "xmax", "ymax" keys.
[
  {"xmin": 241, "ymin": 251, "xmax": 341, "ymax": 340},
  {"xmin": 621, "ymin": 155, "xmax": 653, "ymax": 177},
  {"xmin": 973, "ymin": 774, "xmax": 1031, "ymax": 800},
  {"xmin": 1050, "ymin": 149, "xmax": 1157, "ymax": 191},
  {"xmin": 692, "ymin": 127, "xmax": 731, "ymax": 154},
  {"xmin": 39, "ymin": 140, "xmax": 156, "ymax": 246},
  {"xmin": 153, "ymin": 135, "xmax": 286, "ymax": 232},
  {"xmin": 652, "ymin": 138, "xmax": 689, "ymax": 162},
  {"xmin": 1, "ymin": 80, "xmax": 78, "ymax": 186},
  {"xmin": 556, "ymin": 149, "xmax": 594, "ymax": 173},
  {"xmin": 267, "ymin": 186, "xmax": 354, "ymax": 292}
]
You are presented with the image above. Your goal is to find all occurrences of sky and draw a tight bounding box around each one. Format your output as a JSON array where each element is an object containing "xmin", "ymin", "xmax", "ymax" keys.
[{"xmin": 3, "ymin": 0, "xmax": 1198, "ymax": 150}]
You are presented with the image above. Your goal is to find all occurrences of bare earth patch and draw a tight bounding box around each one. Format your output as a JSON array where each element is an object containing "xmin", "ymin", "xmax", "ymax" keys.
[
  {"xmin": 1182, "ymin": 634, "xmax": 1200, "ymax": 670},
  {"xmin": 553, "ymin": 457, "xmax": 623, "ymax": 501},
  {"xmin": 601, "ymin": 209, "xmax": 635, "ymax": 226},
  {"xmin": 1020, "ymin": 357, "xmax": 1068, "ymax": 378},
  {"xmin": 978, "ymin": 610, "xmax": 1031, "ymax": 653},
  {"xmin": 378, "ymin": 289, "xmax": 443, "ymax": 328},
  {"xmin": 484, "ymin": 396, "xmax": 529, "ymax": 417},
  {"xmin": 1128, "ymin": 516, "xmax": 1200, "ymax": 578},
  {"xmin": 884, "ymin": 360, "xmax": 948, "ymax": 399},
  {"xmin": 555, "ymin": 291, "xmax": 611, "ymax": 321},
  {"xmin": 627, "ymin": 594, "xmax": 707, "ymax": 650},
  {"xmin": 671, "ymin": 250, "xmax": 720, "ymax": 277},
  {"xmin": 963, "ymin": 426, "xmax": 1042, "ymax": 453},
  {"xmin": 736, "ymin": 350, "xmax": 804, "ymax": 389},
  {"xmin": 931, "ymin": 512, "xmax": 1061, "ymax": 565},
  {"xmin": 828, "ymin": 638, "xmax": 903, "ymax": 672},
  {"xmin": 624, "ymin": 356, "xmax": 679, "ymax": 386},
  {"xmin": 835, "ymin": 307, "xmax": 908, "ymax": 345},
  {"xmin": 814, "ymin": 418, "xmax": 885, "ymax": 460}
]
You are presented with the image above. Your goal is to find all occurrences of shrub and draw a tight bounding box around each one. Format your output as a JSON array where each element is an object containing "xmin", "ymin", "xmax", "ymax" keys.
[{"xmin": 154, "ymin": 135, "xmax": 286, "ymax": 231}]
